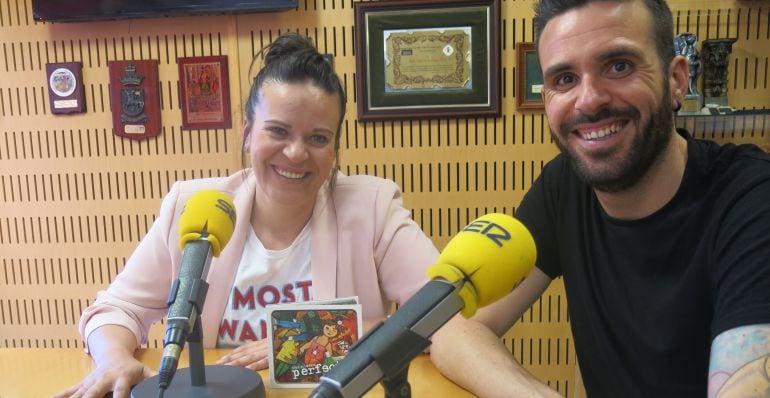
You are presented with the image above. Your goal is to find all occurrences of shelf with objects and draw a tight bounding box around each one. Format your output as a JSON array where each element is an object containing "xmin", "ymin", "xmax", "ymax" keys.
[
  {"xmin": 675, "ymin": 110, "xmax": 769, "ymax": 148},
  {"xmin": 672, "ymin": 33, "xmax": 768, "ymax": 149}
]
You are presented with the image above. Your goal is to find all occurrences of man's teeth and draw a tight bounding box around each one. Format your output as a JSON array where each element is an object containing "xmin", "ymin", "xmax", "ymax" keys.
[
  {"xmin": 276, "ymin": 169, "xmax": 305, "ymax": 179},
  {"xmin": 581, "ymin": 123, "xmax": 622, "ymax": 141}
]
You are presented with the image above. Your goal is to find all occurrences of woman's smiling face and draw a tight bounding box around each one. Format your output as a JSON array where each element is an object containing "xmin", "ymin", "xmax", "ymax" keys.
[{"xmin": 246, "ymin": 80, "xmax": 341, "ymax": 207}]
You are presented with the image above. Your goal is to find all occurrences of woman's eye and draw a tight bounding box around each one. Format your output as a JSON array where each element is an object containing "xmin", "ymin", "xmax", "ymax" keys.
[
  {"xmin": 309, "ymin": 134, "xmax": 330, "ymax": 146},
  {"xmin": 267, "ymin": 127, "xmax": 287, "ymax": 136}
]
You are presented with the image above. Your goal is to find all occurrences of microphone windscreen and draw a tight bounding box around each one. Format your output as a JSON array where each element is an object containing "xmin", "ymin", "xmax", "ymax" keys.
[
  {"xmin": 178, "ymin": 190, "xmax": 236, "ymax": 257},
  {"xmin": 427, "ymin": 213, "xmax": 536, "ymax": 317}
]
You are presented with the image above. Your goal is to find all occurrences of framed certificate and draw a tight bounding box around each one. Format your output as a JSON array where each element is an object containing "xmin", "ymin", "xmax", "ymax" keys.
[
  {"xmin": 516, "ymin": 42, "xmax": 545, "ymax": 111},
  {"xmin": 178, "ymin": 56, "xmax": 232, "ymax": 130},
  {"xmin": 354, "ymin": 0, "xmax": 500, "ymax": 121}
]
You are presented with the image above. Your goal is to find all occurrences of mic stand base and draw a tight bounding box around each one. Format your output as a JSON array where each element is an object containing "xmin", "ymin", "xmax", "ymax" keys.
[{"xmin": 132, "ymin": 365, "xmax": 265, "ymax": 398}]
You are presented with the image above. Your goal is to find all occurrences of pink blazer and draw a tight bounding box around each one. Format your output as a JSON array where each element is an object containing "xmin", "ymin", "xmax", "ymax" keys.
[{"xmin": 79, "ymin": 171, "xmax": 439, "ymax": 348}]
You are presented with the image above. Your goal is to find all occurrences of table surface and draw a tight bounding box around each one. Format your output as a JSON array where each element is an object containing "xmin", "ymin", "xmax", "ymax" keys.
[{"xmin": 0, "ymin": 348, "xmax": 473, "ymax": 398}]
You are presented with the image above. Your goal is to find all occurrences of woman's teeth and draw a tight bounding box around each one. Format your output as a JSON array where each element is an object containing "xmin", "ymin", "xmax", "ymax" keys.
[{"xmin": 276, "ymin": 169, "xmax": 305, "ymax": 179}]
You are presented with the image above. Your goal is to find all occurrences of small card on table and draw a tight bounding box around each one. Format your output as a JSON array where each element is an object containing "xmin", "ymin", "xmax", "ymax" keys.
[{"xmin": 266, "ymin": 297, "xmax": 362, "ymax": 388}]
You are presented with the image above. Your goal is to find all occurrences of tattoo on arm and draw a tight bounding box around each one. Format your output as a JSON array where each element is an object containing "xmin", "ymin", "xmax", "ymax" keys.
[{"xmin": 708, "ymin": 324, "xmax": 770, "ymax": 398}]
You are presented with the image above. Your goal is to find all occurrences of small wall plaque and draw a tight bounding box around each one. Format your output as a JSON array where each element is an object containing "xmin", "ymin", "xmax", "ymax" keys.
[
  {"xmin": 108, "ymin": 60, "xmax": 161, "ymax": 140},
  {"xmin": 46, "ymin": 62, "xmax": 86, "ymax": 114}
]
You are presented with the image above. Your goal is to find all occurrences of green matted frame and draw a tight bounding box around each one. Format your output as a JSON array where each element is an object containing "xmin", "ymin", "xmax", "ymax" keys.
[
  {"xmin": 516, "ymin": 42, "xmax": 545, "ymax": 111},
  {"xmin": 354, "ymin": 0, "xmax": 500, "ymax": 121}
]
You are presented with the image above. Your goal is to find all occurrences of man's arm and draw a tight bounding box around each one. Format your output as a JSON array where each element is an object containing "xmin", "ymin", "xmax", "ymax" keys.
[
  {"xmin": 430, "ymin": 267, "xmax": 561, "ymax": 397},
  {"xmin": 708, "ymin": 324, "xmax": 770, "ymax": 398}
]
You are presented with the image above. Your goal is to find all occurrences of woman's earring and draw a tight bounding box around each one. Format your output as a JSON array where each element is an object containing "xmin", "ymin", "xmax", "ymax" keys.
[{"xmin": 673, "ymin": 101, "xmax": 682, "ymax": 112}]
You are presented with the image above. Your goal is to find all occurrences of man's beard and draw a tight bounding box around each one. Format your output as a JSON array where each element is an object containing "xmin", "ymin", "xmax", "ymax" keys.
[{"xmin": 551, "ymin": 86, "xmax": 675, "ymax": 193}]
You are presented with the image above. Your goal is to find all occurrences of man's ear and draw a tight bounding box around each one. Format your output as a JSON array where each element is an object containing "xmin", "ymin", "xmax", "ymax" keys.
[{"xmin": 669, "ymin": 55, "xmax": 689, "ymax": 106}]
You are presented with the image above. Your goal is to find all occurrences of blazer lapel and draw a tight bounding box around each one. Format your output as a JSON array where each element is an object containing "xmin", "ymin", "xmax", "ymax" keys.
[
  {"xmin": 310, "ymin": 185, "xmax": 338, "ymax": 300},
  {"xmin": 200, "ymin": 177, "xmax": 254, "ymax": 347}
]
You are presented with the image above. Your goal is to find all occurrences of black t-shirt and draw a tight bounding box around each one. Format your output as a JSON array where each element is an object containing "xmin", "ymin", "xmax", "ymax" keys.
[{"xmin": 516, "ymin": 131, "xmax": 770, "ymax": 397}]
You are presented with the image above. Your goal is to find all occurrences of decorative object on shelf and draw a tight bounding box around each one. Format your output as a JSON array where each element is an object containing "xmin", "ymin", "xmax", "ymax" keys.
[
  {"xmin": 46, "ymin": 62, "xmax": 86, "ymax": 114},
  {"xmin": 353, "ymin": 0, "xmax": 500, "ymax": 121},
  {"xmin": 516, "ymin": 42, "xmax": 544, "ymax": 111},
  {"xmin": 674, "ymin": 32, "xmax": 702, "ymax": 115},
  {"xmin": 178, "ymin": 56, "xmax": 232, "ymax": 130},
  {"xmin": 108, "ymin": 60, "xmax": 161, "ymax": 140},
  {"xmin": 701, "ymin": 38, "xmax": 738, "ymax": 108}
]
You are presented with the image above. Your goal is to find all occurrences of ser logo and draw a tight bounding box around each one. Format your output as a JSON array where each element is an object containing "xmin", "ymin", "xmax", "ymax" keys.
[
  {"xmin": 215, "ymin": 198, "xmax": 236, "ymax": 225},
  {"xmin": 462, "ymin": 220, "xmax": 510, "ymax": 247}
]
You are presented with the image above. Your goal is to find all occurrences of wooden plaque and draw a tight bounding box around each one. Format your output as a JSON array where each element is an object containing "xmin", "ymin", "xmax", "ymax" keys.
[
  {"xmin": 108, "ymin": 60, "xmax": 162, "ymax": 140},
  {"xmin": 46, "ymin": 62, "xmax": 86, "ymax": 114}
]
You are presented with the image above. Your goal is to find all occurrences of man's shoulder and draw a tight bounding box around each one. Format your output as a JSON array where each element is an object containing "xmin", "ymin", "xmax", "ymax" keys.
[
  {"xmin": 689, "ymin": 139, "xmax": 770, "ymax": 210},
  {"xmin": 692, "ymin": 138, "xmax": 770, "ymax": 180},
  {"xmin": 543, "ymin": 153, "xmax": 571, "ymax": 171},
  {"xmin": 539, "ymin": 153, "xmax": 582, "ymax": 187}
]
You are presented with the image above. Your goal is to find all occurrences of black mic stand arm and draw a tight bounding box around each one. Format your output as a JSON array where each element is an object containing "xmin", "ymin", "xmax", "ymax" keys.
[{"xmin": 310, "ymin": 279, "xmax": 466, "ymax": 398}]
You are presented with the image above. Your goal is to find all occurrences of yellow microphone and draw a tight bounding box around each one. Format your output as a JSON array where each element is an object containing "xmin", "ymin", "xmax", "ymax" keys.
[
  {"xmin": 312, "ymin": 214, "xmax": 537, "ymax": 398},
  {"xmin": 427, "ymin": 213, "xmax": 536, "ymax": 317},
  {"xmin": 178, "ymin": 189, "xmax": 236, "ymax": 256},
  {"xmin": 159, "ymin": 190, "xmax": 236, "ymax": 392}
]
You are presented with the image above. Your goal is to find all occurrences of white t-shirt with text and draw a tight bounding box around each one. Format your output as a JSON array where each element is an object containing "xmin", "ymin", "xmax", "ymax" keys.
[{"xmin": 217, "ymin": 223, "xmax": 312, "ymax": 347}]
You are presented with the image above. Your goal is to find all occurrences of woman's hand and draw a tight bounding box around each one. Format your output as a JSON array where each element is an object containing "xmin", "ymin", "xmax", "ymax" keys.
[
  {"xmin": 53, "ymin": 355, "xmax": 155, "ymax": 398},
  {"xmin": 216, "ymin": 340, "xmax": 270, "ymax": 370}
]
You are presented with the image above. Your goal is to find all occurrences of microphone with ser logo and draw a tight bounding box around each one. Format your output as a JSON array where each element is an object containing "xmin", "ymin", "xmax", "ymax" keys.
[
  {"xmin": 157, "ymin": 190, "xmax": 236, "ymax": 394},
  {"xmin": 309, "ymin": 213, "xmax": 537, "ymax": 398},
  {"xmin": 132, "ymin": 190, "xmax": 265, "ymax": 397}
]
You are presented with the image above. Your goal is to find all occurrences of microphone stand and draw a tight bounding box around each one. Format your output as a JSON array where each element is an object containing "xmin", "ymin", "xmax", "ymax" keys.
[
  {"xmin": 132, "ymin": 314, "xmax": 265, "ymax": 398},
  {"xmin": 187, "ymin": 316, "xmax": 206, "ymax": 387},
  {"xmin": 310, "ymin": 280, "xmax": 463, "ymax": 398},
  {"xmin": 308, "ymin": 325, "xmax": 429, "ymax": 398},
  {"xmin": 132, "ymin": 278, "xmax": 265, "ymax": 397},
  {"xmin": 382, "ymin": 367, "xmax": 412, "ymax": 398},
  {"xmin": 370, "ymin": 327, "xmax": 431, "ymax": 398}
]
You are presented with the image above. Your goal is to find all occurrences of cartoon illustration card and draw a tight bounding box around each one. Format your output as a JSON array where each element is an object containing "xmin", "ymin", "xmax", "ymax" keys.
[{"xmin": 266, "ymin": 299, "xmax": 362, "ymax": 388}]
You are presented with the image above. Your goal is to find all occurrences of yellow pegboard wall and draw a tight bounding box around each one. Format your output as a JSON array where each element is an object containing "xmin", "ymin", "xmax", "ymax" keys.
[{"xmin": 1, "ymin": 1, "xmax": 768, "ymax": 396}]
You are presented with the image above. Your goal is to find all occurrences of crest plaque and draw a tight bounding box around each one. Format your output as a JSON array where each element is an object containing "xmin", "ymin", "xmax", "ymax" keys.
[{"xmin": 108, "ymin": 60, "xmax": 161, "ymax": 140}]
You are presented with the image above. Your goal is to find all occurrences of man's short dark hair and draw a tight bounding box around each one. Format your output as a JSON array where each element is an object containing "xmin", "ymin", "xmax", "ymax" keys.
[{"xmin": 533, "ymin": 0, "xmax": 675, "ymax": 74}]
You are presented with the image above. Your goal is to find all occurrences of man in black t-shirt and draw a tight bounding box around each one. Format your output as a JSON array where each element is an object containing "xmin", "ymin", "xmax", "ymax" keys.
[{"xmin": 430, "ymin": 0, "xmax": 770, "ymax": 397}]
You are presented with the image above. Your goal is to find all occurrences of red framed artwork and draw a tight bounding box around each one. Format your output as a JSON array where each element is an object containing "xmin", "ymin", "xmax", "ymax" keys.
[{"xmin": 178, "ymin": 55, "xmax": 232, "ymax": 130}]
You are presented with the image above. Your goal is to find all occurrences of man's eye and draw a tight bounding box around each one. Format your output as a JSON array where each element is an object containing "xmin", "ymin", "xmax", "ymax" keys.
[
  {"xmin": 610, "ymin": 61, "xmax": 632, "ymax": 75},
  {"xmin": 555, "ymin": 74, "xmax": 576, "ymax": 86}
]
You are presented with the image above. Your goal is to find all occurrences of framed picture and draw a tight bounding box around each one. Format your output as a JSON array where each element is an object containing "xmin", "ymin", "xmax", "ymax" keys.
[
  {"xmin": 178, "ymin": 55, "xmax": 232, "ymax": 130},
  {"xmin": 516, "ymin": 42, "xmax": 544, "ymax": 111},
  {"xmin": 354, "ymin": 0, "xmax": 500, "ymax": 121}
]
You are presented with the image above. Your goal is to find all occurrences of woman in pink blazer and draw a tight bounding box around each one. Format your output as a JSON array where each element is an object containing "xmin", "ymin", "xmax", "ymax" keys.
[{"xmin": 57, "ymin": 33, "xmax": 438, "ymax": 398}]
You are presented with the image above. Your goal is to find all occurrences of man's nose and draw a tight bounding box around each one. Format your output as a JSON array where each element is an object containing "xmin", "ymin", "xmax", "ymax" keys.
[{"xmin": 574, "ymin": 75, "xmax": 611, "ymax": 115}]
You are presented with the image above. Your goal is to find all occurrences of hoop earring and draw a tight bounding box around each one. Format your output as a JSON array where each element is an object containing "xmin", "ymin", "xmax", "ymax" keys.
[{"xmin": 673, "ymin": 101, "xmax": 682, "ymax": 112}]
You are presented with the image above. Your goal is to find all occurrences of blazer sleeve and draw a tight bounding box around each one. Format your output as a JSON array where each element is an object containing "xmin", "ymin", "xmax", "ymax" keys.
[
  {"xmin": 371, "ymin": 179, "xmax": 439, "ymax": 306},
  {"xmin": 78, "ymin": 183, "xmax": 182, "ymax": 347}
]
